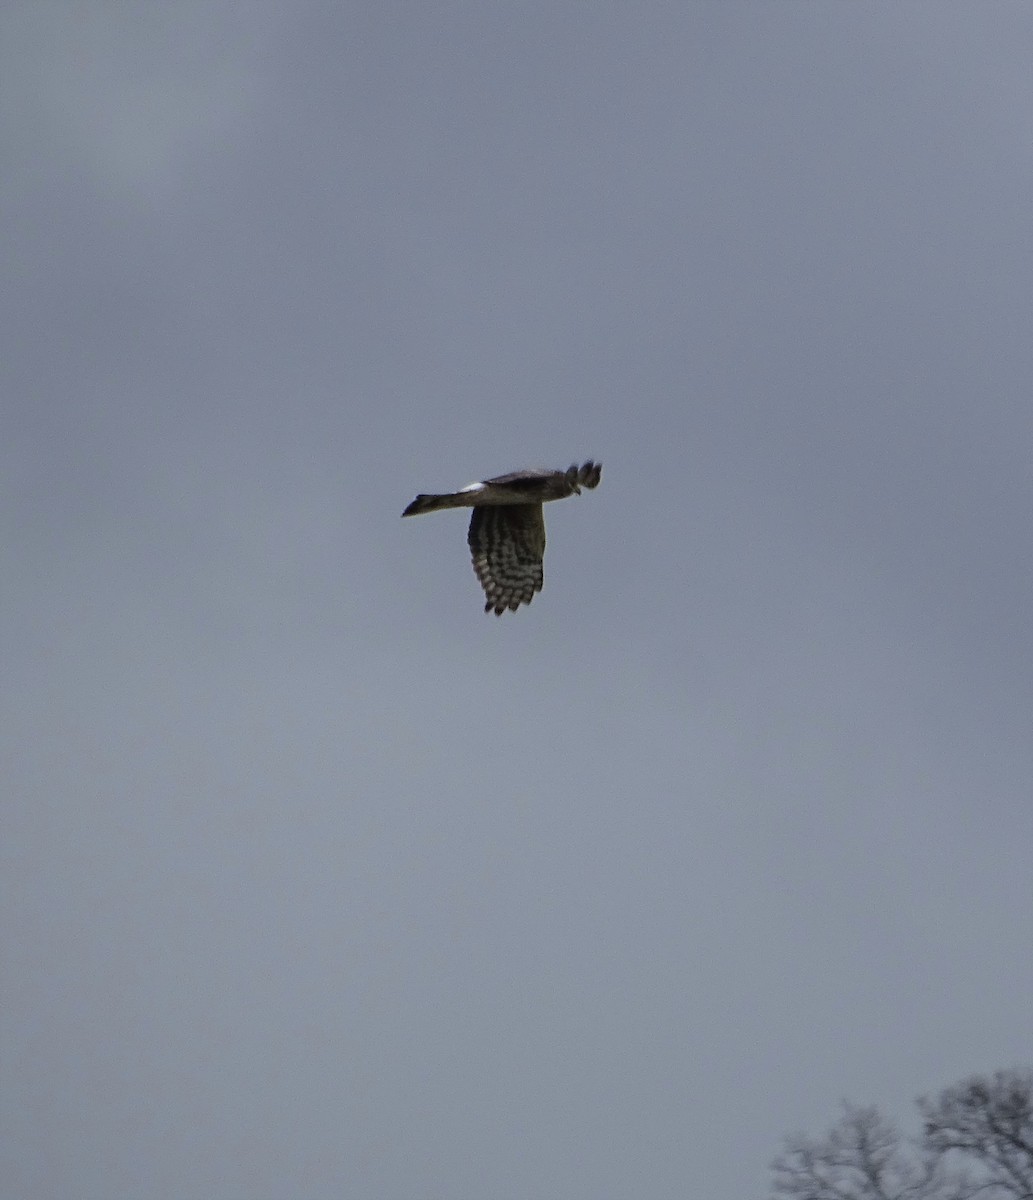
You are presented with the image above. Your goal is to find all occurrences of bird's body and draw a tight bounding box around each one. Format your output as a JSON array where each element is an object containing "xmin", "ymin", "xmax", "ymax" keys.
[{"xmin": 402, "ymin": 461, "xmax": 601, "ymax": 615}]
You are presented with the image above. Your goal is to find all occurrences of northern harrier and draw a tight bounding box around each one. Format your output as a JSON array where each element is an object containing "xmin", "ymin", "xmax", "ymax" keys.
[{"xmin": 402, "ymin": 461, "xmax": 602, "ymax": 615}]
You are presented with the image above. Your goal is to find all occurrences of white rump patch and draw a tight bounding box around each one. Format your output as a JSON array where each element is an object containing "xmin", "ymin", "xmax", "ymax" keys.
[{"xmin": 459, "ymin": 481, "xmax": 485, "ymax": 493}]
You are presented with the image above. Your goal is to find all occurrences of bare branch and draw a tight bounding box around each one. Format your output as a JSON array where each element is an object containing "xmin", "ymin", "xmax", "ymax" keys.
[
  {"xmin": 768, "ymin": 1070, "xmax": 1032, "ymax": 1200},
  {"xmin": 919, "ymin": 1070, "xmax": 1033, "ymax": 1200},
  {"xmin": 770, "ymin": 1104, "xmax": 936, "ymax": 1200}
]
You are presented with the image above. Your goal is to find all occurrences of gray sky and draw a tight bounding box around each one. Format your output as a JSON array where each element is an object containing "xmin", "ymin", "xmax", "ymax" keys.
[{"xmin": 3, "ymin": 4, "xmax": 1032, "ymax": 1198}]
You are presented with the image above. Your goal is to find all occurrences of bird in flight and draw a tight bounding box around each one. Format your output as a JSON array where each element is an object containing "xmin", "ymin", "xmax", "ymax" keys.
[{"xmin": 402, "ymin": 461, "xmax": 602, "ymax": 615}]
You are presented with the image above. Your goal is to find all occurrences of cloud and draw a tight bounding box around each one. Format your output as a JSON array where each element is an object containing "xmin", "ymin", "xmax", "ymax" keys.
[{"xmin": 3, "ymin": 4, "xmax": 279, "ymax": 201}]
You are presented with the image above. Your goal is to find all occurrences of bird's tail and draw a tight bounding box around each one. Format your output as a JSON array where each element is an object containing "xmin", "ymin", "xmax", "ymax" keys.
[{"xmin": 402, "ymin": 492, "xmax": 468, "ymax": 517}]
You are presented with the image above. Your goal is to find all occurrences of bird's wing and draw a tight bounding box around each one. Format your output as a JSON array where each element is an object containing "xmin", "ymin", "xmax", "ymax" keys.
[
  {"xmin": 467, "ymin": 504, "xmax": 546, "ymax": 615},
  {"xmin": 478, "ymin": 468, "xmax": 559, "ymax": 495}
]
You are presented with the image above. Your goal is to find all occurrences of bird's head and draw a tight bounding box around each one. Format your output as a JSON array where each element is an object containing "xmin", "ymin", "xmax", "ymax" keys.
[{"xmin": 566, "ymin": 460, "xmax": 602, "ymax": 495}]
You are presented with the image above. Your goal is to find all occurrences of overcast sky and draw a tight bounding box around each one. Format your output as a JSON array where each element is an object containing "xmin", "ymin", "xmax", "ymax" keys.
[{"xmin": 3, "ymin": 4, "xmax": 1032, "ymax": 1198}]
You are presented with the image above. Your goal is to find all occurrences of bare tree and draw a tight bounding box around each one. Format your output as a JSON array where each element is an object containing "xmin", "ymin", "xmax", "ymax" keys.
[
  {"xmin": 770, "ymin": 1103, "xmax": 953, "ymax": 1200},
  {"xmin": 769, "ymin": 1069, "xmax": 1032, "ymax": 1200},
  {"xmin": 919, "ymin": 1070, "xmax": 1033, "ymax": 1200}
]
